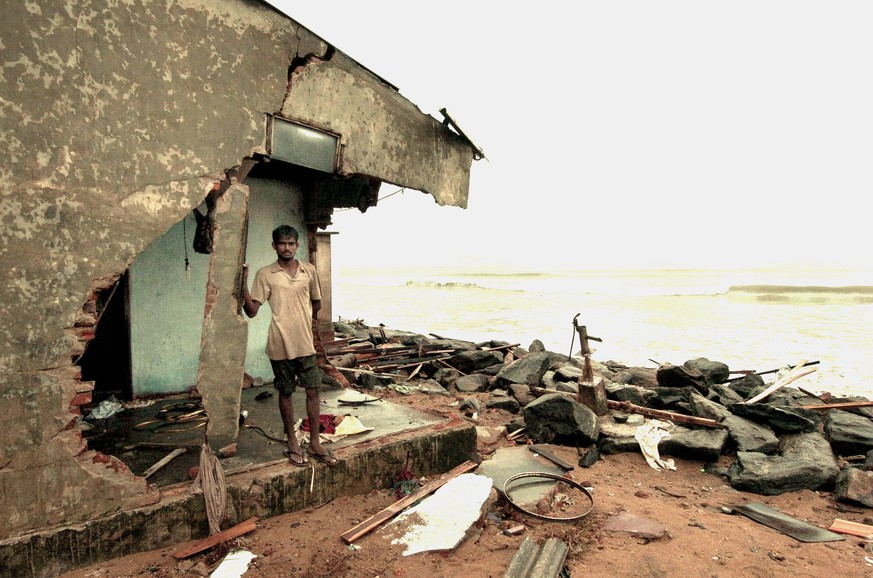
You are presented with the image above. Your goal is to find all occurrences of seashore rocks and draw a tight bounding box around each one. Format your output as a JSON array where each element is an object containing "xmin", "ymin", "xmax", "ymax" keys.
[{"xmin": 330, "ymin": 321, "xmax": 873, "ymax": 507}]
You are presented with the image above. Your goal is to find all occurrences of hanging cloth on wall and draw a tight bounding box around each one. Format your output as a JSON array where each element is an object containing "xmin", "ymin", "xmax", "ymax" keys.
[{"xmin": 193, "ymin": 189, "xmax": 219, "ymax": 254}]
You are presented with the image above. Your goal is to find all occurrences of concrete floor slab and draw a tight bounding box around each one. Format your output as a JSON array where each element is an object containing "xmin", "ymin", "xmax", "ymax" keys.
[
  {"xmin": 476, "ymin": 445, "xmax": 570, "ymax": 505},
  {"xmin": 0, "ymin": 388, "xmax": 476, "ymax": 577},
  {"xmin": 83, "ymin": 386, "xmax": 443, "ymax": 487}
]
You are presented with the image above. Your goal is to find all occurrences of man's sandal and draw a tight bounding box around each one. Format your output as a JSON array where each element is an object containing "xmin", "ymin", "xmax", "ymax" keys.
[
  {"xmin": 308, "ymin": 449, "xmax": 339, "ymax": 467},
  {"xmin": 284, "ymin": 449, "xmax": 308, "ymax": 467}
]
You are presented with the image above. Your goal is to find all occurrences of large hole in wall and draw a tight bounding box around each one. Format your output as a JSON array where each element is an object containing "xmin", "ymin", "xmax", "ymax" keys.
[
  {"xmin": 72, "ymin": 207, "xmax": 215, "ymax": 486},
  {"xmin": 76, "ymin": 271, "xmax": 133, "ymax": 403}
]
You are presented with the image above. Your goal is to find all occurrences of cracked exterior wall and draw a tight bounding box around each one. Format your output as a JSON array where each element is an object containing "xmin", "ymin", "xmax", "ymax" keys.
[
  {"xmin": 282, "ymin": 60, "xmax": 473, "ymax": 208},
  {"xmin": 0, "ymin": 0, "xmax": 473, "ymax": 543}
]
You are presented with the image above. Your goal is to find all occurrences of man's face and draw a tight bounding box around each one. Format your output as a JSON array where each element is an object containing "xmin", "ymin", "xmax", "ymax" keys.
[{"xmin": 273, "ymin": 236, "xmax": 299, "ymax": 261}]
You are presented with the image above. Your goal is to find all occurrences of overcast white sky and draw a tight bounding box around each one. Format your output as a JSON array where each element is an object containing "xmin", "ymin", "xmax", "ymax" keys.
[{"xmin": 272, "ymin": 1, "xmax": 872, "ymax": 273}]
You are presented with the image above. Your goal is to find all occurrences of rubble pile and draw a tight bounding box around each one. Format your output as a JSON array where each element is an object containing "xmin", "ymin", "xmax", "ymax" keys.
[{"xmin": 329, "ymin": 320, "xmax": 873, "ymax": 505}]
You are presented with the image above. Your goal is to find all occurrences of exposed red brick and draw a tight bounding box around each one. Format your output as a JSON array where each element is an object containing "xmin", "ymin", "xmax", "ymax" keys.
[{"xmin": 69, "ymin": 392, "xmax": 92, "ymax": 407}]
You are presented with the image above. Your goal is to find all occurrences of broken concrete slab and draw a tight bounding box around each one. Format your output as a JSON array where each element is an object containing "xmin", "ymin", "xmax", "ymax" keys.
[
  {"xmin": 476, "ymin": 445, "xmax": 569, "ymax": 506},
  {"xmin": 379, "ymin": 473, "xmax": 493, "ymax": 556}
]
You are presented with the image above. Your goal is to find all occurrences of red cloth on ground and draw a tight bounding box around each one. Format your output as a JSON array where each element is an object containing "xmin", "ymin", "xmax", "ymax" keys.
[{"xmin": 301, "ymin": 414, "xmax": 336, "ymax": 434}]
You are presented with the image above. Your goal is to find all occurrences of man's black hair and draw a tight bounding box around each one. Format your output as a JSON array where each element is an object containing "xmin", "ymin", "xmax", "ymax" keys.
[{"xmin": 272, "ymin": 225, "xmax": 299, "ymax": 242}]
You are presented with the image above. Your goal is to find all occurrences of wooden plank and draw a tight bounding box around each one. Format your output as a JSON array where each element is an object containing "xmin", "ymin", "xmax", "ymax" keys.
[
  {"xmin": 743, "ymin": 361, "xmax": 816, "ymax": 404},
  {"xmin": 828, "ymin": 518, "xmax": 873, "ymax": 538},
  {"xmin": 171, "ymin": 516, "xmax": 259, "ymax": 559},
  {"xmin": 340, "ymin": 460, "xmax": 478, "ymax": 544},
  {"xmin": 141, "ymin": 447, "xmax": 186, "ymax": 479},
  {"xmin": 798, "ymin": 401, "xmax": 873, "ymax": 410},
  {"xmin": 606, "ymin": 400, "xmax": 722, "ymax": 428}
]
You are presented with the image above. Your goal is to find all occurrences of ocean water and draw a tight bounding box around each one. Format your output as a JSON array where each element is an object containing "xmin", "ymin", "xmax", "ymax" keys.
[{"xmin": 331, "ymin": 268, "xmax": 873, "ymax": 399}]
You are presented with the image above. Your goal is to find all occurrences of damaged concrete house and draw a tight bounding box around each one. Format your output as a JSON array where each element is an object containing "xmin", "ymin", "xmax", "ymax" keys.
[{"xmin": 0, "ymin": 1, "xmax": 481, "ymax": 575}]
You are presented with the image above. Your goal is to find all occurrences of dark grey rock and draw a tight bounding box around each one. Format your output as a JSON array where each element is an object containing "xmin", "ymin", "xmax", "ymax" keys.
[
  {"xmin": 656, "ymin": 363, "xmax": 707, "ymax": 392},
  {"xmin": 688, "ymin": 392, "xmax": 731, "ymax": 422},
  {"xmin": 727, "ymin": 432, "xmax": 839, "ymax": 495},
  {"xmin": 432, "ymin": 367, "xmax": 460, "ymax": 389},
  {"xmin": 722, "ymin": 415, "xmax": 780, "ymax": 454},
  {"xmin": 356, "ymin": 371, "xmax": 397, "ymax": 389},
  {"xmin": 613, "ymin": 367, "xmax": 658, "ymax": 388},
  {"xmin": 486, "ymin": 390, "xmax": 520, "ymax": 414},
  {"xmin": 605, "ymin": 383, "xmax": 658, "ymax": 406},
  {"xmin": 508, "ymin": 383, "xmax": 536, "ymax": 407},
  {"xmin": 825, "ymin": 410, "xmax": 873, "ymax": 456},
  {"xmin": 523, "ymin": 393, "xmax": 599, "ymax": 445},
  {"xmin": 556, "ymin": 381, "xmax": 578, "ymax": 395},
  {"xmin": 661, "ymin": 428, "xmax": 729, "ymax": 462},
  {"xmin": 833, "ymin": 467, "xmax": 873, "ymax": 507},
  {"xmin": 554, "ymin": 364, "xmax": 585, "ymax": 382},
  {"xmin": 419, "ymin": 337, "xmax": 479, "ymax": 351},
  {"xmin": 598, "ymin": 436, "xmax": 640, "ymax": 454},
  {"xmin": 579, "ymin": 446, "xmax": 600, "ymax": 467},
  {"xmin": 541, "ymin": 370, "xmax": 559, "ymax": 390},
  {"xmin": 728, "ymin": 374, "xmax": 766, "ymax": 399},
  {"xmin": 444, "ymin": 349, "xmax": 505, "ymax": 373},
  {"xmin": 455, "ymin": 373, "xmax": 490, "ymax": 393},
  {"xmin": 684, "ymin": 357, "xmax": 730, "ymax": 384},
  {"xmin": 728, "ymin": 403, "xmax": 818, "ymax": 433},
  {"xmin": 528, "ymin": 339, "xmax": 546, "ymax": 353},
  {"xmin": 495, "ymin": 352, "xmax": 551, "ymax": 388},
  {"xmin": 459, "ymin": 397, "xmax": 482, "ymax": 415},
  {"xmin": 707, "ymin": 384, "xmax": 746, "ymax": 406}
]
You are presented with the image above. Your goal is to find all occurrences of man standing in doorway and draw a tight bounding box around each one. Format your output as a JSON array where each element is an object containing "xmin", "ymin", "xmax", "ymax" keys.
[{"xmin": 242, "ymin": 225, "xmax": 338, "ymax": 467}]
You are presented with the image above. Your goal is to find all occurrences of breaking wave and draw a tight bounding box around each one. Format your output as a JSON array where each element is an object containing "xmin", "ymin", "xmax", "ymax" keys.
[
  {"xmin": 403, "ymin": 280, "xmax": 522, "ymax": 292},
  {"xmin": 728, "ymin": 285, "xmax": 873, "ymax": 295}
]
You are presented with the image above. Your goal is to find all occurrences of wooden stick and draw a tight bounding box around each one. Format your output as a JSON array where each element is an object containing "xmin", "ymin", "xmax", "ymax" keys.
[
  {"xmin": 744, "ymin": 367, "xmax": 817, "ymax": 404},
  {"xmin": 828, "ymin": 518, "xmax": 873, "ymax": 538},
  {"xmin": 171, "ymin": 516, "xmax": 259, "ymax": 559},
  {"xmin": 529, "ymin": 387, "xmax": 722, "ymax": 428},
  {"xmin": 607, "ymin": 400, "xmax": 722, "ymax": 428},
  {"xmin": 340, "ymin": 460, "xmax": 478, "ymax": 544},
  {"xmin": 798, "ymin": 401, "xmax": 873, "ymax": 410},
  {"xmin": 481, "ymin": 343, "xmax": 521, "ymax": 352},
  {"xmin": 743, "ymin": 361, "xmax": 816, "ymax": 404},
  {"xmin": 141, "ymin": 448, "xmax": 186, "ymax": 479}
]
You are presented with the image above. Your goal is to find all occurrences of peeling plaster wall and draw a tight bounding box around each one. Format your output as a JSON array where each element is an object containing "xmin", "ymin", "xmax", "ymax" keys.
[
  {"xmin": 282, "ymin": 60, "xmax": 474, "ymax": 208},
  {"xmin": 0, "ymin": 0, "xmax": 301, "ymax": 540},
  {"xmin": 0, "ymin": 0, "xmax": 474, "ymax": 542}
]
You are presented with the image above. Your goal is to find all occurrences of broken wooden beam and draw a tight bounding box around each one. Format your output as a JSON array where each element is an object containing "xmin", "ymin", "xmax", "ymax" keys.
[
  {"xmin": 607, "ymin": 400, "xmax": 723, "ymax": 428},
  {"xmin": 798, "ymin": 401, "xmax": 873, "ymax": 410},
  {"xmin": 529, "ymin": 386, "xmax": 721, "ymax": 428},
  {"xmin": 743, "ymin": 361, "xmax": 817, "ymax": 404},
  {"xmin": 141, "ymin": 447, "xmax": 186, "ymax": 479},
  {"xmin": 828, "ymin": 518, "xmax": 873, "ymax": 538},
  {"xmin": 171, "ymin": 516, "xmax": 259, "ymax": 559},
  {"xmin": 340, "ymin": 460, "xmax": 478, "ymax": 544}
]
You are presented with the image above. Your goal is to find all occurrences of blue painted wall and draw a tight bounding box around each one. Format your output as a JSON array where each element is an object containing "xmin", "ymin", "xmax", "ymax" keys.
[
  {"xmin": 129, "ymin": 178, "xmax": 307, "ymax": 396},
  {"xmin": 243, "ymin": 179, "xmax": 309, "ymax": 382}
]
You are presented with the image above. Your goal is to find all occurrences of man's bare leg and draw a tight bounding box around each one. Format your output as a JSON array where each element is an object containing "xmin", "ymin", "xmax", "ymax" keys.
[
  {"xmin": 278, "ymin": 393, "xmax": 304, "ymax": 458},
  {"xmin": 305, "ymin": 388, "xmax": 326, "ymax": 455}
]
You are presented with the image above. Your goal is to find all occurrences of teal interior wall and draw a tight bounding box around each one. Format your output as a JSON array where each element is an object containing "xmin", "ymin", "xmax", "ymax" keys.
[
  {"xmin": 128, "ymin": 178, "xmax": 306, "ymax": 396},
  {"xmin": 243, "ymin": 178, "xmax": 308, "ymax": 382},
  {"xmin": 129, "ymin": 212, "xmax": 210, "ymax": 396}
]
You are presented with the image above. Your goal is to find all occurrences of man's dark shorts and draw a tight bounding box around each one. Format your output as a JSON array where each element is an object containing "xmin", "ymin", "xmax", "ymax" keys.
[{"xmin": 270, "ymin": 355, "xmax": 321, "ymax": 397}]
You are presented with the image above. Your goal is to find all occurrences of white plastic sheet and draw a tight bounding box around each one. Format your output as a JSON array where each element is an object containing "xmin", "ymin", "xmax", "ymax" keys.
[
  {"xmin": 634, "ymin": 419, "xmax": 676, "ymax": 471},
  {"xmin": 210, "ymin": 550, "xmax": 256, "ymax": 578}
]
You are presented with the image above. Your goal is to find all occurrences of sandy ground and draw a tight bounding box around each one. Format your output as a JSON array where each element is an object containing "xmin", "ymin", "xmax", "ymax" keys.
[{"xmin": 59, "ymin": 388, "xmax": 873, "ymax": 578}]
